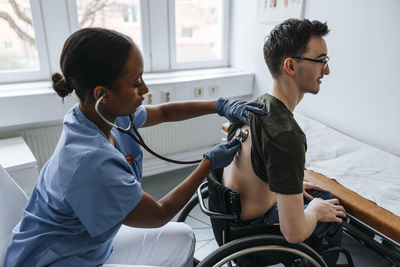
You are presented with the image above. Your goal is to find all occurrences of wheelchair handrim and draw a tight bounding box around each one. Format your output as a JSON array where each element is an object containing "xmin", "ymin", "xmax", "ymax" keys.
[{"xmin": 212, "ymin": 245, "xmax": 322, "ymax": 267}]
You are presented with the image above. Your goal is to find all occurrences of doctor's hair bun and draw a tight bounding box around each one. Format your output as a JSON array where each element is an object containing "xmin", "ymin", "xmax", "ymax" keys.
[{"xmin": 52, "ymin": 72, "xmax": 74, "ymax": 98}]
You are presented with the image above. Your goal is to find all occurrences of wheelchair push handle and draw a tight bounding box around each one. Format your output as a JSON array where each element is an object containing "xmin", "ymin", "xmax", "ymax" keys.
[{"xmin": 197, "ymin": 181, "xmax": 238, "ymax": 221}]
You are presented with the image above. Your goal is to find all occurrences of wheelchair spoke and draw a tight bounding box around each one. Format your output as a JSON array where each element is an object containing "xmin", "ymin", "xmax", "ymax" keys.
[{"xmin": 187, "ymin": 214, "xmax": 211, "ymax": 227}]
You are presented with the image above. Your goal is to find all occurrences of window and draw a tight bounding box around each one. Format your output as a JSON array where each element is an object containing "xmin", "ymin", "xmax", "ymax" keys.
[
  {"xmin": 3, "ymin": 41, "xmax": 13, "ymax": 51},
  {"xmin": 0, "ymin": 2, "xmax": 37, "ymax": 71},
  {"xmin": 0, "ymin": 0, "xmax": 229, "ymax": 84},
  {"xmin": 75, "ymin": 0, "xmax": 142, "ymax": 48},
  {"xmin": 170, "ymin": 0, "xmax": 228, "ymax": 69},
  {"xmin": 0, "ymin": 0, "xmax": 48, "ymax": 83},
  {"xmin": 210, "ymin": 8, "xmax": 216, "ymax": 16},
  {"xmin": 123, "ymin": 6, "xmax": 138, "ymax": 24},
  {"xmin": 181, "ymin": 27, "xmax": 194, "ymax": 38}
]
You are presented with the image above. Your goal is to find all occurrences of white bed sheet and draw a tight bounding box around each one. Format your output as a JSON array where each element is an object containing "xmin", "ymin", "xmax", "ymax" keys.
[{"xmin": 294, "ymin": 113, "xmax": 400, "ymax": 217}]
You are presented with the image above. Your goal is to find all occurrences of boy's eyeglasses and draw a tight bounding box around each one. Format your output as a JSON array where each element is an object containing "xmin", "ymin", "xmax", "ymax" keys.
[{"xmin": 292, "ymin": 56, "xmax": 329, "ymax": 72}]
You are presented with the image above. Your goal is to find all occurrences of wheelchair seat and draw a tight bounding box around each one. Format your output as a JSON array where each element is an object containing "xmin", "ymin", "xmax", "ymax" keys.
[{"xmin": 191, "ymin": 169, "xmax": 354, "ymax": 267}]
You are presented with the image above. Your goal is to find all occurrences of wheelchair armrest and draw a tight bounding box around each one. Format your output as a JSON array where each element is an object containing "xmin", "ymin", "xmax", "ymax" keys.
[{"xmin": 197, "ymin": 181, "xmax": 237, "ymax": 221}]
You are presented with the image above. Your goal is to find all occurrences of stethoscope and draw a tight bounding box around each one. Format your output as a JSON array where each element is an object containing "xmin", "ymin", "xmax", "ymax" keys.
[{"xmin": 95, "ymin": 94, "xmax": 249, "ymax": 165}]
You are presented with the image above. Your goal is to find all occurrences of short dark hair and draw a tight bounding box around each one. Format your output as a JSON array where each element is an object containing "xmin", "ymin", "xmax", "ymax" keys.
[
  {"xmin": 52, "ymin": 28, "xmax": 136, "ymax": 102},
  {"xmin": 263, "ymin": 18, "xmax": 329, "ymax": 78}
]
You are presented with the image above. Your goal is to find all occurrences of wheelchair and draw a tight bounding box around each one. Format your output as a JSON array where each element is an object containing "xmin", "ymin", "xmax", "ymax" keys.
[{"xmin": 178, "ymin": 169, "xmax": 354, "ymax": 267}]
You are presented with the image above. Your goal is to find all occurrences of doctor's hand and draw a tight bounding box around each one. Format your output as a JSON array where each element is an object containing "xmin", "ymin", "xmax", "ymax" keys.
[
  {"xmin": 204, "ymin": 139, "xmax": 241, "ymax": 170},
  {"xmin": 215, "ymin": 98, "xmax": 266, "ymax": 125}
]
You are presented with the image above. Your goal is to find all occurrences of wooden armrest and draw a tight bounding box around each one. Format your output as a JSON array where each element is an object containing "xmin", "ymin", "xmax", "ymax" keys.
[{"xmin": 304, "ymin": 169, "xmax": 400, "ymax": 243}]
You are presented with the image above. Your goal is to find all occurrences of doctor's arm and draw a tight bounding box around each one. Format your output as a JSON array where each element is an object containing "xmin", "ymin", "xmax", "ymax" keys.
[
  {"xmin": 122, "ymin": 158, "xmax": 212, "ymax": 228},
  {"xmin": 143, "ymin": 100, "xmax": 217, "ymax": 127},
  {"xmin": 122, "ymin": 139, "xmax": 241, "ymax": 228},
  {"xmin": 143, "ymin": 98, "xmax": 266, "ymax": 127},
  {"xmin": 276, "ymin": 193, "xmax": 345, "ymax": 243}
]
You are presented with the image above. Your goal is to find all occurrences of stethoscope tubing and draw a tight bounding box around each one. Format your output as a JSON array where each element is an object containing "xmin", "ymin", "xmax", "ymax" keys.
[{"xmin": 95, "ymin": 95, "xmax": 201, "ymax": 165}]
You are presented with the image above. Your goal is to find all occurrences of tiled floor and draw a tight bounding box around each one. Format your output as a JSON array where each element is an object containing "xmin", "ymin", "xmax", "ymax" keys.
[{"xmin": 142, "ymin": 166, "xmax": 393, "ymax": 266}]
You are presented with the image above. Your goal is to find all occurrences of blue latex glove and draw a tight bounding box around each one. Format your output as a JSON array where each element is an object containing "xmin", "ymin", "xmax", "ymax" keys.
[
  {"xmin": 204, "ymin": 139, "xmax": 241, "ymax": 170},
  {"xmin": 215, "ymin": 98, "xmax": 266, "ymax": 125}
]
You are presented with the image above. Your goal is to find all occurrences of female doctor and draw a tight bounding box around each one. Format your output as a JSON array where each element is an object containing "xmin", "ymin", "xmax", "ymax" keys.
[{"xmin": 5, "ymin": 28, "xmax": 265, "ymax": 267}]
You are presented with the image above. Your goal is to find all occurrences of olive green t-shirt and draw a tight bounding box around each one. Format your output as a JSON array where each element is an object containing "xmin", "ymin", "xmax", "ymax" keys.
[{"xmin": 228, "ymin": 94, "xmax": 306, "ymax": 194}]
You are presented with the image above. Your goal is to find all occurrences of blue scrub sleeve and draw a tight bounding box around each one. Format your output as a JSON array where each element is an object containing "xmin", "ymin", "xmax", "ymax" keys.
[
  {"xmin": 134, "ymin": 105, "xmax": 147, "ymax": 129},
  {"xmin": 65, "ymin": 151, "xmax": 143, "ymax": 237},
  {"xmin": 114, "ymin": 105, "xmax": 147, "ymax": 134}
]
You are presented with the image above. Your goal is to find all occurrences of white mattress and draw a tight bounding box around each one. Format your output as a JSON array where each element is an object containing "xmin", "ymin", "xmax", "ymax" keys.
[{"xmin": 294, "ymin": 113, "xmax": 400, "ymax": 217}]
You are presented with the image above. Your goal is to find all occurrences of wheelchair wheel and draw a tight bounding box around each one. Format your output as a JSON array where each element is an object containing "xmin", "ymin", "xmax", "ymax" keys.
[
  {"xmin": 198, "ymin": 234, "xmax": 328, "ymax": 267},
  {"xmin": 177, "ymin": 188, "xmax": 208, "ymax": 222},
  {"xmin": 177, "ymin": 188, "xmax": 217, "ymax": 264}
]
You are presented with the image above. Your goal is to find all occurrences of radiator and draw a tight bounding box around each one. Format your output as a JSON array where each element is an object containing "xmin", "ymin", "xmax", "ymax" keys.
[{"xmin": 0, "ymin": 114, "xmax": 225, "ymax": 176}]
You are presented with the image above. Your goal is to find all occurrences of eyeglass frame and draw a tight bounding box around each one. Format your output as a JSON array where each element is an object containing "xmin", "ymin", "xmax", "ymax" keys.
[{"xmin": 291, "ymin": 56, "xmax": 330, "ymax": 72}]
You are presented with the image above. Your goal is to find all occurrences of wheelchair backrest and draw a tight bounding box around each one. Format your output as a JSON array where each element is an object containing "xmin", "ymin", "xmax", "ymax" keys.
[{"xmin": 207, "ymin": 169, "xmax": 241, "ymax": 246}]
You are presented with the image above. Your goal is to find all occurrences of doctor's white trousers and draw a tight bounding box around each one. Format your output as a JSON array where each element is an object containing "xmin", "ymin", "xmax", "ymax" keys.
[{"xmin": 104, "ymin": 222, "xmax": 195, "ymax": 267}]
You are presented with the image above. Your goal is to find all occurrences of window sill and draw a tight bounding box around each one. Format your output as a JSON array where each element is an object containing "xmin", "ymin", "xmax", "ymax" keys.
[
  {"xmin": 0, "ymin": 68, "xmax": 254, "ymax": 131},
  {"xmin": 143, "ymin": 67, "xmax": 252, "ymax": 84}
]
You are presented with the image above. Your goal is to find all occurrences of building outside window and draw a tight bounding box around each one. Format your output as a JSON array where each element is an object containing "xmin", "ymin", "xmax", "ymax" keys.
[
  {"xmin": 181, "ymin": 27, "xmax": 194, "ymax": 38},
  {"xmin": 3, "ymin": 41, "xmax": 13, "ymax": 51},
  {"xmin": 123, "ymin": 5, "xmax": 137, "ymax": 24}
]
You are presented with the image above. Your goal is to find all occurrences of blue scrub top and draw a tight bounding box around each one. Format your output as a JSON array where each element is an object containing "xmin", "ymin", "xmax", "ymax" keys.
[{"xmin": 5, "ymin": 104, "xmax": 147, "ymax": 267}]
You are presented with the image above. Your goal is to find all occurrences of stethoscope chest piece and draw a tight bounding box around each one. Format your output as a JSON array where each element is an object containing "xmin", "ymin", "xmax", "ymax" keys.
[{"xmin": 234, "ymin": 128, "xmax": 249, "ymax": 143}]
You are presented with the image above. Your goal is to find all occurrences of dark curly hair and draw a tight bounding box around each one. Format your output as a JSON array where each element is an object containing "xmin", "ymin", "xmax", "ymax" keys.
[
  {"xmin": 263, "ymin": 18, "xmax": 329, "ymax": 78},
  {"xmin": 52, "ymin": 28, "xmax": 136, "ymax": 102}
]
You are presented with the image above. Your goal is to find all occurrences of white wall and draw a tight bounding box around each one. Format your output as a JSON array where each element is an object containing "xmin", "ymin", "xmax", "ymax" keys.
[{"xmin": 230, "ymin": 0, "xmax": 400, "ymax": 156}]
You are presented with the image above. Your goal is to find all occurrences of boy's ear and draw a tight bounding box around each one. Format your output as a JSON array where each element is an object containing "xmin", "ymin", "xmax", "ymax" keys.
[{"xmin": 283, "ymin": 58, "xmax": 296, "ymax": 76}]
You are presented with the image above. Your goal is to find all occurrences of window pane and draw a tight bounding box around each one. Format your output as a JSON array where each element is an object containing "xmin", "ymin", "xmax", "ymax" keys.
[
  {"xmin": 75, "ymin": 0, "xmax": 142, "ymax": 48},
  {"xmin": 175, "ymin": 0, "xmax": 223, "ymax": 63},
  {"xmin": 0, "ymin": 0, "xmax": 39, "ymax": 72}
]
